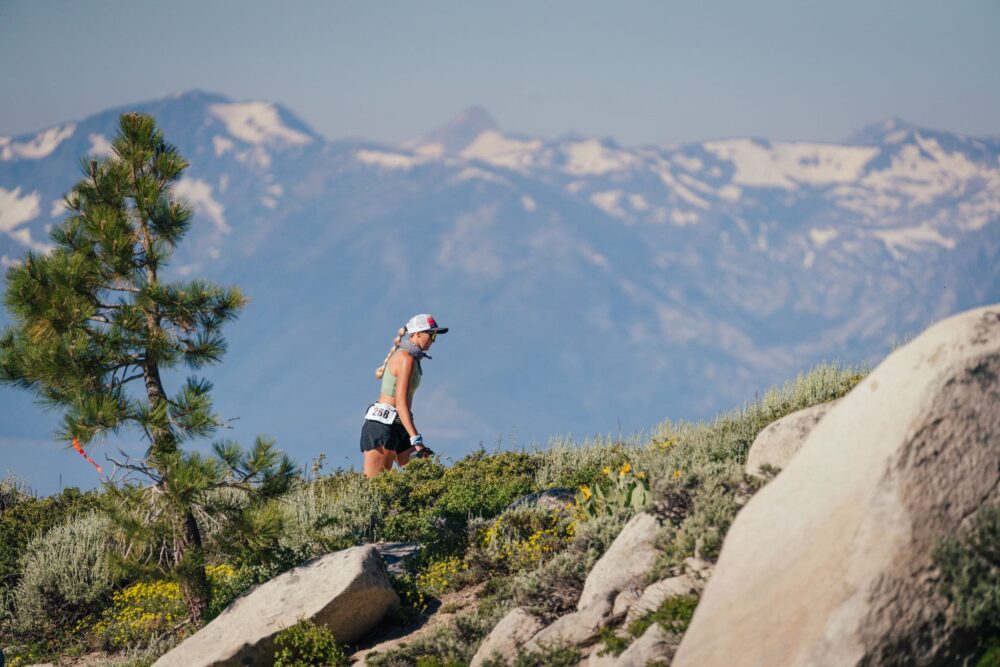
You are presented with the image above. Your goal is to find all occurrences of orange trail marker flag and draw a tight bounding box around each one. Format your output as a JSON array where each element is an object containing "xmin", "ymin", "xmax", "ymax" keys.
[{"xmin": 71, "ymin": 439, "xmax": 105, "ymax": 479}]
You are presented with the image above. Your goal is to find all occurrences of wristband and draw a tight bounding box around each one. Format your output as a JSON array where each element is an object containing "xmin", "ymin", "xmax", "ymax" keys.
[{"xmin": 410, "ymin": 434, "xmax": 424, "ymax": 447}]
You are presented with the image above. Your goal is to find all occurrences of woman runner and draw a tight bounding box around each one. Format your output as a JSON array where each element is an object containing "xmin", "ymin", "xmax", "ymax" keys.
[{"xmin": 361, "ymin": 314, "xmax": 448, "ymax": 477}]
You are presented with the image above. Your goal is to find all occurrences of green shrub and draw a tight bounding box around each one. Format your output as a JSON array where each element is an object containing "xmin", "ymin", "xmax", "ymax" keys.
[
  {"xmin": 13, "ymin": 511, "xmax": 121, "ymax": 634},
  {"xmin": 481, "ymin": 642, "xmax": 581, "ymax": 667},
  {"xmin": 272, "ymin": 618, "xmax": 347, "ymax": 667},
  {"xmin": 628, "ymin": 594, "xmax": 699, "ymax": 637},
  {"xmin": 365, "ymin": 608, "xmax": 500, "ymax": 667},
  {"xmin": 976, "ymin": 637, "xmax": 1000, "ymax": 667},
  {"xmin": 468, "ymin": 508, "xmax": 576, "ymax": 576},
  {"xmin": 372, "ymin": 451, "xmax": 539, "ymax": 558},
  {"xmin": 509, "ymin": 511, "xmax": 630, "ymax": 617},
  {"xmin": 933, "ymin": 504, "xmax": 1000, "ymax": 634},
  {"xmin": 0, "ymin": 481, "xmax": 100, "ymax": 591}
]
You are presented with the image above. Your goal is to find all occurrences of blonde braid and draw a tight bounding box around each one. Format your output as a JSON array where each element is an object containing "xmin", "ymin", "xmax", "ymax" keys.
[{"xmin": 375, "ymin": 326, "xmax": 407, "ymax": 379}]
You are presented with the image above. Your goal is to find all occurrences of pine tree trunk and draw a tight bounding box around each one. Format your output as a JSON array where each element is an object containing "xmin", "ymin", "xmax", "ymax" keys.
[{"xmin": 177, "ymin": 508, "xmax": 210, "ymax": 621}]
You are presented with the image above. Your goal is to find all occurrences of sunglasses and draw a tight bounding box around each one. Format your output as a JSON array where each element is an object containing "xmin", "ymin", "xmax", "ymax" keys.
[{"xmin": 427, "ymin": 332, "xmax": 437, "ymax": 342}]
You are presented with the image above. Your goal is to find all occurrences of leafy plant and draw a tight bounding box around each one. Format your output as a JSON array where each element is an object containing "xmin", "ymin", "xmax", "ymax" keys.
[
  {"xmin": 272, "ymin": 618, "xmax": 347, "ymax": 667},
  {"xmin": 575, "ymin": 462, "xmax": 650, "ymax": 518}
]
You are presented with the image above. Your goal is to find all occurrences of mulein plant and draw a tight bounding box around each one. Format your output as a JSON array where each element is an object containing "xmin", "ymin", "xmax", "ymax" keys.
[{"xmin": 0, "ymin": 113, "xmax": 295, "ymax": 621}]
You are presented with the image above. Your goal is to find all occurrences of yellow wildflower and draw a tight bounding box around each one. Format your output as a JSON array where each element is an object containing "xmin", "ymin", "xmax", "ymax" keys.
[
  {"xmin": 602, "ymin": 466, "xmax": 611, "ymax": 476},
  {"xmin": 673, "ymin": 469, "xmax": 681, "ymax": 478},
  {"xmin": 619, "ymin": 462, "xmax": 632, "ymax": 477},
  {"xmin": 580, "ymin": 484, "xmax": 592, "ymax": 499}
]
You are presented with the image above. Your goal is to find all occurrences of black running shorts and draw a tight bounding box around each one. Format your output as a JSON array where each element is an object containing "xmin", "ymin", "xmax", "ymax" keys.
[{"xmin": 360, "ymin": 418, "xmax": 410, "ymax": 453}]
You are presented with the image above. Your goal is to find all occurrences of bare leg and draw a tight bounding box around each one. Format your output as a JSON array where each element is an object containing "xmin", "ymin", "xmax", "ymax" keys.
[
  {"xmin": 397, "ymin": 447, "xmax": 415, "ymax": 466},
  {"xmin": 364, "ymin": 448, "xmax": 387, "ymax": 478},
  {"xmin": 382, "ymin": 450, "xmax": 398, "ymax": 472}
]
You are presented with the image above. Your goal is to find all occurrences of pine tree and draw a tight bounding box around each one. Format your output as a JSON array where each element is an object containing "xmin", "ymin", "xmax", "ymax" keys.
[{"xmin": 0, "ymin": 113, "xmax": 294, "ymax": 620}]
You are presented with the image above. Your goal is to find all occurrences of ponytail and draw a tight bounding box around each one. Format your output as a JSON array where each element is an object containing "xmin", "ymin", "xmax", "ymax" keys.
[{"xmin": 375, "ymin": 326, "xmax": 407, "ymax": 379}]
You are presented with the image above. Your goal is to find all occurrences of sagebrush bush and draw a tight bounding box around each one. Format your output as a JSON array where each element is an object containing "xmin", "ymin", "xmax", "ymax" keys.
[
  {"xmin": 0, "ymin": 482, "xmax": 100, "ymax": 591},
  {"xmin": 278, "ymin": 472, "xmax": 383, "ymax": 557},
  {"xmin": 14, "ymin": 511, "xmax": 121, "ymax": 633},
  {"xmin": 532, "ymin": 437, "xmax": 634, "ymax": 490}
]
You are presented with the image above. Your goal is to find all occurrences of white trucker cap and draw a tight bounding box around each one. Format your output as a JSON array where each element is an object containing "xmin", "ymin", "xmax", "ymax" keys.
[{"xmin": 405, "ymin": 313, "xmax": 449, "ymax": 334}]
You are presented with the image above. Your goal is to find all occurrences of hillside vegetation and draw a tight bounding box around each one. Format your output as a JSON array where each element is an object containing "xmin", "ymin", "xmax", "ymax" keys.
[{"xmin": 0, "ymin": 362, "xmax": 869, "ymax": 666}]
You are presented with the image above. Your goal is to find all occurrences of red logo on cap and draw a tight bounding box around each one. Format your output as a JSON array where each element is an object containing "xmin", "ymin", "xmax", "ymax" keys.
[{"xmin": 427, "ymin": 317, "xmax": 437, "ymax": 328}]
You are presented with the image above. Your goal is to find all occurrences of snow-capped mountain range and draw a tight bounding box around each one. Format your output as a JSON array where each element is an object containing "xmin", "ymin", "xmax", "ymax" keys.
[{"xmin": 2, "ymin": 91, "xmax": 998, "ymax": 491}]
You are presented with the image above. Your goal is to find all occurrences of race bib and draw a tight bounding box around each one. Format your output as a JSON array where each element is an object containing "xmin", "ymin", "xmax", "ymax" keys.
[{"xmin": 365, "ymin": 402, "xmax": 397, "ymax": 425}]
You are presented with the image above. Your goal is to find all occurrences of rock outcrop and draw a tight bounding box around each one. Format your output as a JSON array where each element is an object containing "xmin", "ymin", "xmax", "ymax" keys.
[
  {"xmin": 674, "ymin": 305, "xmax": 1000, "ymax": 666},
  {"xmin": 744, "ymin": 399, "xmax": 839, "ymax": 476},
  {"xmin": 154, "ymin": 546, "xmax": 398, "ymax": 667},
  {"xmin": 505, "ymin": 487, "xmax": 577, "ymax": 513},
  {"xmin": 470, "ymin": 607, "xmax": 545, "ymax": 667},
  {"xmin": 576, "ymin": 512, "xmax": 662, "ymax": 610}
]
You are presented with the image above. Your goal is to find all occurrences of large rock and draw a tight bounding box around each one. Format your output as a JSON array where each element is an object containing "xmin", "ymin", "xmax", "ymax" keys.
[
  {"xmin": 744, "ymin": 399, "xmax": 840, "ymax": 476},
  {"xmin": 154, "ymin": 546, "xmax": 398, "ymax": 667},
  {"xmin": 614, "ymin": 623, "xmax": 674, "ymax": 666},
  {"xmin": 525, "ymin": 598, "xmax": 615, "ymax": 652},
  {"xmin": 674, "ymin": 305, "xmax": 1000, "ymax": 666},
  {"xmin": 505, "ymin": 487, "xmax": 577, "ymax": 513},
  {"xmin": 577, "ymin": 512, "xmax": 663, "ymax": 610},
  {"xmin": 470, "ymin": 607, "xmax": 545, "ymax": 667}
]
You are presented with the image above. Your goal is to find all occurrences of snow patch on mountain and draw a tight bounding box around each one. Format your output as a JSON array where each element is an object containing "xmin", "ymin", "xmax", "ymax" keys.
[
  {"xmin": 670, "ymin": 210, "xmax": 700, "ymax": 226},
  {"xmin": 809, "ymin": 228, "xmax": 839, "ymax": 247},
  {"xmin": 173, "ymin": 178, "xmax": 229, "ymax": 233},
  {"xmin": 590, "ymin": 190, "xmax": 626, "ymax": 217},
  {"xmin": 0, "ymin": 124, "xmax": 76, "ymax": 160},
  {"xmin": 870, "ymin": 223, "xmax": 955, "ymax": 260},
  {"xmin": 88, "ymin": 133, "xmax": 114, "ymax": 157},
  {"xmin": 861, "ymin": 136, "xmax": 990, "ymax": 205},
  {"xmin": 213, "ymin": 135, "xmax": 235, "ymax": 157},
  {"xmin": 562, "ymin": 139, "xmax": 636, "ymax": 176},
  {"xmin": 704, "ymin": 139, "xmax": 878, "ymax": 188},
  {"xmin": 355, "ymin": 149, "xmax": 429, "ymax": 171},
  {"xmin": 0, "ymin": 187, "xmax": 40, "ymax": 233},
  {"xmin": 208, "ymin": 102, "xmax": 312, "ymax": 146},
  {"xmin": 629, "ymin": 193, "xmax": 649, "ymax": 211},
  {"xmin": 656, "ymin": 168, "xmax": 710, "ymax": 210},
  {"xmin": 460, "ymin": 131, "xmax": 542, "ymax": 171},
  {"xmin": 956, "ymin": 191, "xmax": 1000, "ymax": 232},
  {"xmin": 454, "ymin": 167, "xmax": 507, "ymax": 185},
  {"xmin": 672, "ymin": 154, "xmax": 704, "ymax": 172}
]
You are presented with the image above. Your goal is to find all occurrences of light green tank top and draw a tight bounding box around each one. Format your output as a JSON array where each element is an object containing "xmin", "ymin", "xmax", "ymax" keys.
[{"xmin": 380, "ymin": 354, "xmax": 422, "ymax": 403}]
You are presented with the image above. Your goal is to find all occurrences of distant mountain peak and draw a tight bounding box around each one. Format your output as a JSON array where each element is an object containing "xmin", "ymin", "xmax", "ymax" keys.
[
  {"xmin": 844, "ymin": 117, "xmax": 920, "ymax": 146},
  {"xmin": 403, "ymin": 105, "xmax": 501, "ymax": 154}
]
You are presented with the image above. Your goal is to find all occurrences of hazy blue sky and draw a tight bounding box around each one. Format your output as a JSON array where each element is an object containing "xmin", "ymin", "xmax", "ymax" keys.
[{"xmin": 1, "ymin": 0, "xmax": 998, "ymax": 146}]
